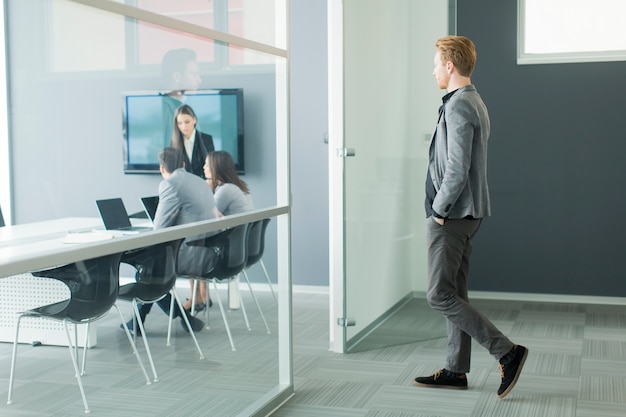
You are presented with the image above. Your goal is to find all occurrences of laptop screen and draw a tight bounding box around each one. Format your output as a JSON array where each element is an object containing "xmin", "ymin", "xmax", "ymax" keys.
[
  {"xmin": 96, "ymin": 198, "xmax": 133, "ymax": 230},
  {"xmin": 140, "ymin": 196, "xmax": 159, "ymax": 222}
]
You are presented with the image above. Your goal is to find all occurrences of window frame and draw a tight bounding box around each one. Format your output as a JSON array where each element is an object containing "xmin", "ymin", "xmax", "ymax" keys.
[{"xmin": 517, "ymin": 0, "xmax": 626, "ymax": 65}]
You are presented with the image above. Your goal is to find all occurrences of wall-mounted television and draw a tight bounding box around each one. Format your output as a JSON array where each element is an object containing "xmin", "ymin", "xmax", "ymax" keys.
[{"xmin": 122, "ymin": 88, "xmax": 244, "ymax": 174}]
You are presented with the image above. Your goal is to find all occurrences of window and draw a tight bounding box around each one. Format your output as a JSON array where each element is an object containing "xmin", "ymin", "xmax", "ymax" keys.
[
  {"xmin": 47, "ymin": 0, "xmax": 279, "ymax": 72},
  {"xmin": 518, "ymin": 0, "xmax": 626, "ymax": 64},
  {"xmin": 49, "ymin": 0, "xmax": 126, "ymax": 71}
]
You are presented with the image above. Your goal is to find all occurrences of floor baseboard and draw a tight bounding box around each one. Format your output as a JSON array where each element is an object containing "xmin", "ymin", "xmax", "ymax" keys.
[{"xmin": 468, "ymin": 290, "xmax": 626, "ymax": 305}]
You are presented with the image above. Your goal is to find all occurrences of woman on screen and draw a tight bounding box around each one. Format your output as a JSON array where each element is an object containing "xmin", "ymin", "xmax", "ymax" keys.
[{"xmin": 171, "ymin": 104, "xmax": 214, "ymax": 179}]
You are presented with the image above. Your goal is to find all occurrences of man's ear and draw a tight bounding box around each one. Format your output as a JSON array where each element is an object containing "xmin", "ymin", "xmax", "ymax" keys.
[{"xmin": 446, "ymin": 60, "xmax": 454, "ymax": 74}]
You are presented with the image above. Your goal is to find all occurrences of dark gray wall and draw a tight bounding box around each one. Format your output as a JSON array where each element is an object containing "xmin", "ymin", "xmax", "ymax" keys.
[{"xmin": 458, "ymin": 0, "xmax": 626, "ymax": 296}]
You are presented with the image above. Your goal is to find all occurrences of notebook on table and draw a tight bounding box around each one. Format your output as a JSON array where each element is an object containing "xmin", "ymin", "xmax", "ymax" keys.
[
  {"xmin": 95, "ymin": 198, "xmax": 152, "ymax": 233},
  {"xmin": 140, "ymin": 196, "xmax": 159, "ymax": 223}
]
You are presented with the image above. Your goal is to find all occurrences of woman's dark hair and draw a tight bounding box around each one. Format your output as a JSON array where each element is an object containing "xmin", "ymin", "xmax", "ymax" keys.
[
  {"xmin": 171, "ymin": 104, "xmax": 197, "ymax": 151},
  {"xmin": 206, "ymin": 151, "xmax": 249, "ymax": 193}
]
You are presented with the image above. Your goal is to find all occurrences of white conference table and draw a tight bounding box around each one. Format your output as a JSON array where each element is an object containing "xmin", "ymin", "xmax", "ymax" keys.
[
  {"xmin": 0, "ymin": 217, "xmax": 158, "ymax": 346},
  {"xmin": 0, "ymin": 217, "xmax": 155, "ymax": 279},
  {"xmin": 0, "ymin": 208, "xmax": 286, "ymax": 278},
  {"xmin": 0, "ymin": 209, "xmax": 286, "ymax": 345}
]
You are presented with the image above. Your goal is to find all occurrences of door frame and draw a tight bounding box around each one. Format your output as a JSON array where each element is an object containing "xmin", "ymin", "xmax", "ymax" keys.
[{"xmin": 327, "ymin": 0, "xmax": 346, "ymax": 353}]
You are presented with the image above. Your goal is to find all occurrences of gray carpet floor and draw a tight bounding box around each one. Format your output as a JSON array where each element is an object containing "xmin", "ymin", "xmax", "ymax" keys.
[{"xmin": 1, "ymin": 289, "xmax": 626, "ymax": 416}]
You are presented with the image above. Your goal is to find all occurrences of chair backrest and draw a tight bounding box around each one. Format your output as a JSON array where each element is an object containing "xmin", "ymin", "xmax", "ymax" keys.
[
  {"xmin": 202, "ymin": 223, "xmax": 249, "ymax": 280},
  {"xmin": 0, "ymin": 205, "xmax": 5, "ymax": 227},
  {"xmin": 120, "ymin": 239, "xmax": 184, "ymax": 303},
  {"xmin": 246, "ymin": 218, "xmax": 270, "ymax": 268},
  {"xmin": 31, "ymin": 252, "xmax": 123, "ymax": 322}
]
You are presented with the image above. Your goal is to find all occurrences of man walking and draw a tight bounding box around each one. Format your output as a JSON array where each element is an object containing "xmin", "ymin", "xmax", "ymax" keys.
[{"xmin": 414, "ymin": 35, "xmax": 528, "ymax": 399}]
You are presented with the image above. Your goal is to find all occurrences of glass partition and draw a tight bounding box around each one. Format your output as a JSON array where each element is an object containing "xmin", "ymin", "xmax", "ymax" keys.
[
  {"xmin": 4, "ymin": 0, "xmax": 290, "ymax": 415},
  {"xmin": 8, "ymin": 0, "xmax": 284, "ymax": 221},
  {"xmin": 133, "ymin": 0, "xmax": 285, "ymax": 52}
]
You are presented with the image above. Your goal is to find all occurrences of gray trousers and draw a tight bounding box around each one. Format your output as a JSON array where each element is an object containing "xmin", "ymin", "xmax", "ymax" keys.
[{"xmin": 426, "ymin": 216, "xmax": 514, "ymax": 373}]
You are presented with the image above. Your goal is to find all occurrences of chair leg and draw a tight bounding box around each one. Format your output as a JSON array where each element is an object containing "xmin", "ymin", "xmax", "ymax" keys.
[
  {"xmin": 63, "ymin": 320, "xmax": 90, "ymax": 414},
  {"xmin": 166, "ymin": 292, "xmax": 176, "ymax": 346},
  {"xmin": 171, "ymin": 289, "xmax": 205, "ymax": 360},
  {"xmin": 81, "ymin": 323, "xmax": 90, "ymax": 376},
  {"xmin": 228, "ymin": 276, "xmax": 241, "ymax": 310},
  {"xmin": 113, "ymin": 304, "xmax": 151, "ymax": 385},
  {"xmin": 242, "ymin": 270, "xmax": 271, "ymax": 334},
  {"xmin": 239, "ymin": 298, "xmax": 250, "ymax": 331},
  {"xmin": 259, "ymin": 260, "xmax": 277, "ymax": 304},
  {"xmin": 204, "ymin": 280, "xmax": 210, "ymax": 329},
  {"xmin": 7, "ymin": 314, "xmax": 24, "ymax": 405},
  {"xmin": 129, "ymin": 313, "xmax": 138, "ymax": 349},
  {"xmin": 236, "ymin": 277, "xmax": 251, "ymax": 331},
  {"xmin": 131, "ymin": 301, "xmax": 158, "ymax": 382},
  {"xmin": 212, "ymin": 279, "xmax": 236, "ymax": 351},
  {"xmin": 72, "ymin": 324, "xmax": 79, "ymax": 375},
  {"xmin": 191, "ymin": 279, "xmax": 198, "ymax": 315}
]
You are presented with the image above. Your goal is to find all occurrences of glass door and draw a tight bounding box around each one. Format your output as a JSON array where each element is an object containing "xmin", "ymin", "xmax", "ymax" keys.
[{"xmin": 329, "ymin": 0, "xmax": 449, "ymax": 353}]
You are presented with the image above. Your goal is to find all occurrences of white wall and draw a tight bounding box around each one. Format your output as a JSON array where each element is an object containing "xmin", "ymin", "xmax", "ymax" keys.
[{"xmin": 289, "ymin": 0, "xmax": 330, "ymax": 287}]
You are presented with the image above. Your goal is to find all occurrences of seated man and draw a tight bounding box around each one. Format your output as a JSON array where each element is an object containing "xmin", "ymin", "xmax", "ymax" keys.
[{"xmin": 123, "ymin": 146, "xmax": 219, "ymax": 333}]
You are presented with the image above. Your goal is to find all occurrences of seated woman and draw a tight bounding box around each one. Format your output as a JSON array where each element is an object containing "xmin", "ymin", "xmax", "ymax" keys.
[
  {"xmin": 183, "ymin": 150, "xmax": 253, "ymax": 312},
  {"xmin": 205, "ymin": 150, "xmax": 254, "ymax": 215}
]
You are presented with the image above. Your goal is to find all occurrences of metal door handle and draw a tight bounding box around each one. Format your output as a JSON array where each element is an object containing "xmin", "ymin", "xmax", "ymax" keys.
[{"xmin": 337, "ymin": 148, "xmax": 356, "ymax": 157}]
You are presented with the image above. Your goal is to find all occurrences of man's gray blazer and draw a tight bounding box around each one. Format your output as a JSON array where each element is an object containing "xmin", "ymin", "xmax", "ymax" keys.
[
  {"xmin": 153, "ymin": 168, "xmax": 217, "ymax": 275},
  {"xmin": 428, "ymin": 85, "xmax": 491, "ymax": 220}
]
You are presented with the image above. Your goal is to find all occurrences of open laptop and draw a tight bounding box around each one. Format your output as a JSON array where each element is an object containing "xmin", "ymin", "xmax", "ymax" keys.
[
  {"xmin": 140, "ymin": 196, "xmax": 159, "ymax": 223},
  {"xmin": 95, "ymin": 198, "xmax": 152, "ymax": 233}
]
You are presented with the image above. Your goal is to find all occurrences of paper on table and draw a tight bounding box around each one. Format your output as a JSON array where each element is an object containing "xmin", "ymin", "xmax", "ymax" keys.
[{"xmin": 64, "ymin": 231, "xmax": 115, "ymax": 244}]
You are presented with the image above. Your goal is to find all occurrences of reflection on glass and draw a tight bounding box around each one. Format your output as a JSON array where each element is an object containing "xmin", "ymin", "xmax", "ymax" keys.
[
  {"xmin": 135, "ymin": 21, "xmax": 215, "ymax": 65},
  {"xmin": 49, "ymin": 0, "xmax": 126, "ymax": 71},
  {"xmin": 342, "ymin": 0, "xmax": 444, "ymax": 353},
  {"xmin": 6, "ymin": 0, "xmax": 288, "ymax": 414},
  {"xmin": 48, "ymin": 0, "xmax": 286, "ymax": 71},
  {"xmin": 135, "ymin": 0, "xmax": 286, "ymax": 53}
]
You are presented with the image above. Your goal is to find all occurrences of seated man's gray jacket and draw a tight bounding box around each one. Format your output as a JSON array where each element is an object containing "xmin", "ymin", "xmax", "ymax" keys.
[{"xmin": 153, "ymin": 168, "xmax": 217, "ymax": 275}]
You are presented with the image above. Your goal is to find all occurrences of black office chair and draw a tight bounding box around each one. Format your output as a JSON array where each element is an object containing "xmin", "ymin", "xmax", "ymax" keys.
[
  {"xmin": 173, "ymin": 224, "xmax": 251, "ymax": 351},
  {"xmin": 241, "ymin": 219, "xmax": 272, "ymax": 334},
  {"xmin": 204, "ymin": 224, "xmax": 252, "ymax": 350},
  {"xmin": 7, "ymin": 252, "xmax": 151, "ymax": 414},
  {"xmin": 244, "ymin": 218, "xmax": 276, "ymax": 303},
  {"xmin": 0, "ymin": 205, "xmax": 5, "ymax": 227},
  {"xmin": 118, "ymin": 238, "xmax": 205, "ymax": 382}
]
